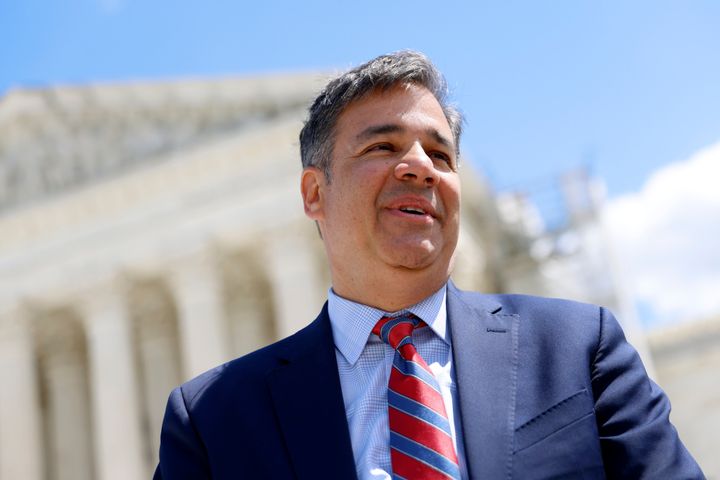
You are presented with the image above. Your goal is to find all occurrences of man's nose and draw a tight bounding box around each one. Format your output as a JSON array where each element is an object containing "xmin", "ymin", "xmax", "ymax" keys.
[{"xmin": 394, "ymin": 143, "xmax": 439, "ymax": 187}]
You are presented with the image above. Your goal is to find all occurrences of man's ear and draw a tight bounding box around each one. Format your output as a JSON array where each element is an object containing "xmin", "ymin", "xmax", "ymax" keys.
[{"xmin": 301, "ymin": 167, "xmax": 326, "ymax": 220}]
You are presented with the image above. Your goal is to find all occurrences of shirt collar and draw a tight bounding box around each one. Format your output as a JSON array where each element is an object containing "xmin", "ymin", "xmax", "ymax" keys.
[{"xmin": 328, "ymin": 283, "xmax": 449, "ymax": 366}]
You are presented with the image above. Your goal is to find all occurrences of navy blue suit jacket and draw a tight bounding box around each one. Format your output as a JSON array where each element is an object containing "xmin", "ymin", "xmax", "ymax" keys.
[{"xmin": 154, "ymin": 284, "xmax": 704, "ymax": 479}]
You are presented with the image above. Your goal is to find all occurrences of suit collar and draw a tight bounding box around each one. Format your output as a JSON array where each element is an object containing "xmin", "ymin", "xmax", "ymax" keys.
[
  {"xmin": 447, "ymin": 280, "xmax": 504, "ymax": 314},
  {"xmin": 266, "ymin": 304, "xmax": 358, "ymax": 480},
  {"xmin": 448, "ymin": 282, "xmax": 519, "ymax": 479}
]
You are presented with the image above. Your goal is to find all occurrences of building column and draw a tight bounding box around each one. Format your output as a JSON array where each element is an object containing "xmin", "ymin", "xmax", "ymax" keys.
[
  {"xmin": 0, "ymin": 305, "xmax": 43, "ymax": 480},
  {"xmin": 169, "ymin": 250, "xmax": 229, "ymax": 379},
  {"xmin": 81, "ymin": 283, "xmax": 146, "ymax": 480},
  {"xmin": 37, "ymin": 308, "xmax": 95, "ymax": 480},
  {"xmin": 265, "ymin": 227, "xmax": 327, "ymax": 338},
  {"xmin": 127, "ymin": 278, "xmax": 182, "ymax": 468}
]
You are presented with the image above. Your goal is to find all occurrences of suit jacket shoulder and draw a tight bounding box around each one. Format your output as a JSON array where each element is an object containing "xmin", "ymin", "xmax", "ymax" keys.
[
  {"xmin": 178, "ymin": 311, "xmax": 322, "ymax": 408},
  {"xmin": 154, "ymin": 304, "xmax": 357, "ymax": 480},
  {"xmin": 448, "ymin": 284, "xmax": 704, "ymax": 479}
]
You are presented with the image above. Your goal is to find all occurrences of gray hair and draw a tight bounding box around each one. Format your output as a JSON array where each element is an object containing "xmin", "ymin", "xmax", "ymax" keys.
[{"xmin": 299, "ymin": 50, "xmax": 464, "ymax": 180}]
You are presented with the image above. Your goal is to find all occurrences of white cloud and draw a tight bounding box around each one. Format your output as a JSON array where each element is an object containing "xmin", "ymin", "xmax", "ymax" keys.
[{"xmin": 604, "ymin": 141, "xmax": 720, "ymax": 328}]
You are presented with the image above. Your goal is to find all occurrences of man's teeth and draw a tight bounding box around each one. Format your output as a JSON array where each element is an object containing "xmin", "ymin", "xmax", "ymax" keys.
[{"xmin": 400, "ymin": 207, "xmax": 425, "ymax": 215}]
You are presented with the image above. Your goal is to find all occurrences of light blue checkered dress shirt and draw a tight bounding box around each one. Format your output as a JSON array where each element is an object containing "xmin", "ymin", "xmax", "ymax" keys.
[{"xmin": 328, "ymin": 284, "xmax": 468, "ymax": 480}]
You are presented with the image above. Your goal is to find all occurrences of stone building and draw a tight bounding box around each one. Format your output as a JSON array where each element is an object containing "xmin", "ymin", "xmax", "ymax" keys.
[
  {"xmin": 648, "ymin": 317, "xmax": 720, "ymax": 479},
  {"xmin": 0, "ymin": 72, "xmax": 700, "ymax": 479}
]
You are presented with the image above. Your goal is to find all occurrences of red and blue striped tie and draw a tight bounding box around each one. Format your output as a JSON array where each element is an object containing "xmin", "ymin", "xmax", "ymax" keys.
[{"xmin": 373, "ymin": 314, "xmax": 461, "ymax": 480}]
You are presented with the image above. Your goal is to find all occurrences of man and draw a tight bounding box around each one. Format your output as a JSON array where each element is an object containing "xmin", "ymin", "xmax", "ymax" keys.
[{"xmin": 155, "ymin": 51, "xmax": 704, "ymax": 479}]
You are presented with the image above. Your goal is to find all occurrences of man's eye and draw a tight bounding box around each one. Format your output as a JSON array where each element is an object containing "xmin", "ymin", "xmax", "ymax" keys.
[
  {"xmin": 430, "ymin": 151, "xmax": 451, "ymax": 163},
  {"xmin": 367, "ymin": 144, "xmax": 393, "ymax": 152},
  {"xmin": 430, "ymin": 151, "xmax": 457, "ymax": 171}
]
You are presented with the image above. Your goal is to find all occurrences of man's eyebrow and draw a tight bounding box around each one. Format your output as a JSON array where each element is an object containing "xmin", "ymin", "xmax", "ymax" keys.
[
  {"xmin": 430, "ymin": 129, "xmax": 453, "ymax": 150},
  {"xmin": 355, "ymin": 124, "xmax": 403, "ymax": 143}
]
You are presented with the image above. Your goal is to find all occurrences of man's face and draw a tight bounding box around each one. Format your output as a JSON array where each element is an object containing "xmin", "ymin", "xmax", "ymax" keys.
[{"xmin": 302, "ymin": 84, "xmax": 461, "ymax": 293}]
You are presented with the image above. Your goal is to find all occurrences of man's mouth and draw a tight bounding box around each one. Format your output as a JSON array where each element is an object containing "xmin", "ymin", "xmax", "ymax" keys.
[
  {"xmin": 386, "ymin": 196, "xmax": 437, "ymax": 219},
  {"xmin": 399, "ymin": 206, "xmax": 427, "ymax": 216}
]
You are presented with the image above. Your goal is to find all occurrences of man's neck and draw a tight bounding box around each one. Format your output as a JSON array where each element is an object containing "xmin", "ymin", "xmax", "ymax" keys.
[{"xmin": 330, "ymin": 268, "xmax": 450, "ymax": 312}]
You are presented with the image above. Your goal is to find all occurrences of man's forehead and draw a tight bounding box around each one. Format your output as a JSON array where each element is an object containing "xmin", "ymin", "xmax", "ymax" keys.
[{"xmin": 336, "ymin": 85, "xmax": 452, "ymax": 138}]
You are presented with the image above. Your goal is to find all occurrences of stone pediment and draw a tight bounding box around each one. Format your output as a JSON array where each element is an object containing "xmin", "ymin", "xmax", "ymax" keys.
[{"xmin": 0, "ymin": 72, "xmax": 327, "ymax": 214}]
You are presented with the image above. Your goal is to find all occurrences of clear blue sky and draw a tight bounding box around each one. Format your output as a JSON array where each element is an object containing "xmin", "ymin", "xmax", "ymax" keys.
[{"xmin": 2, "ymin": 0, "xmax": 719, "ymax": 198}]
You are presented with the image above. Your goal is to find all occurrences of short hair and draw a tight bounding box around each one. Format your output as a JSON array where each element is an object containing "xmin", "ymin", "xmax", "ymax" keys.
[{"xmin": 299, "ymin": 50, "xmax": 464, "ymax": 180}]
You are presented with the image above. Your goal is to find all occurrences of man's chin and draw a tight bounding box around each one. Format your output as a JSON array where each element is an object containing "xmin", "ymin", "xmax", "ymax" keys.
[{"xmin": 380, "ymin": 247, "xmax": 444, "ymax": 271}]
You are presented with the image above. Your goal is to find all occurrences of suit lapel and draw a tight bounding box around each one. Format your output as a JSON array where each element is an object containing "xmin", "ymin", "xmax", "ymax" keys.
[
  {"xmin": 448, "ymin": 284, "xmax": 519, "ymax": 479},
  {"xmin": 266, "ymin": 305, "xmax": 358, "ymax": 480}
]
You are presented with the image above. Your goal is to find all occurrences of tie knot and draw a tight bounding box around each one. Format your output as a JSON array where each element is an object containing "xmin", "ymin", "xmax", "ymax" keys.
[{"xmin": 372, "ymin": 313, "xmax": 423, "ymax": 350}]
